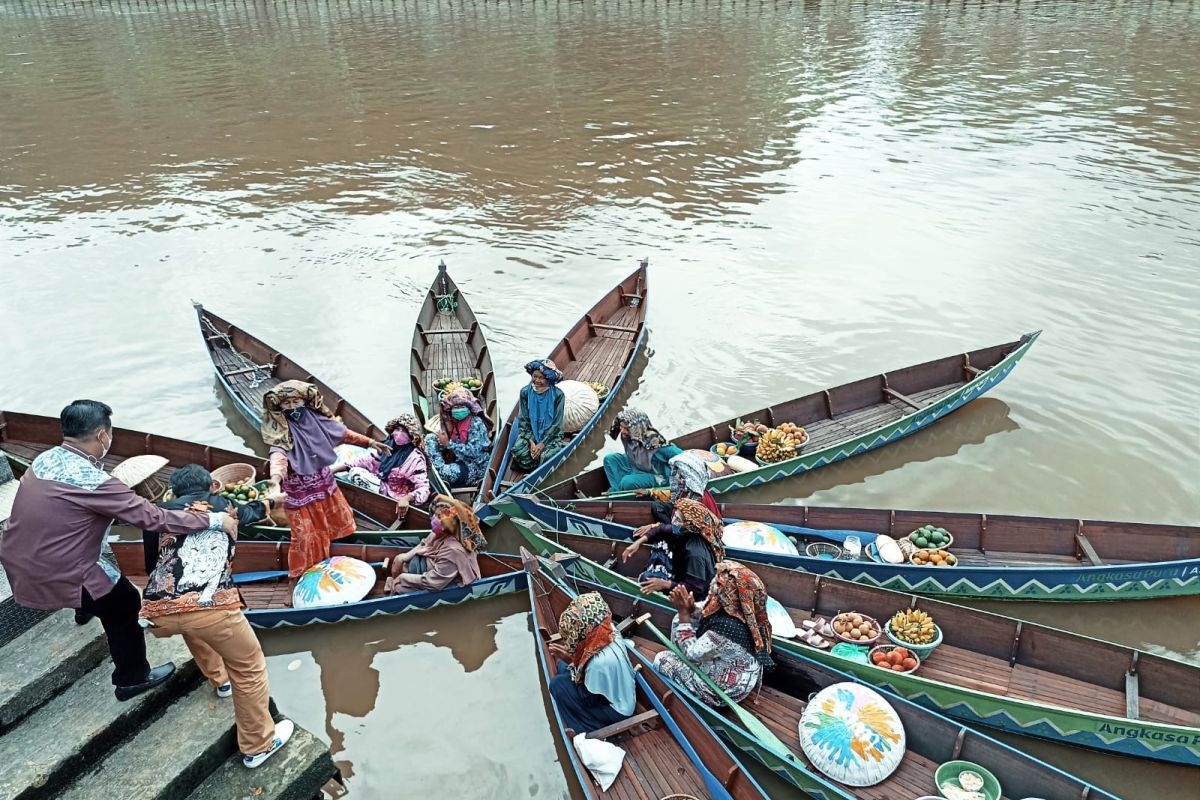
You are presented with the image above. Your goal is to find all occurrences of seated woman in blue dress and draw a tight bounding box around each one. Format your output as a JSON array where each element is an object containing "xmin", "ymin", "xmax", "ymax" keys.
[
  {"xmin": 510, "ymin": 359, "xmax": 566, "ymax": 473},
  {"xmin": 548, "ymin": 592, "xmax": 636, "ymax": 735},
  {"xmin": 602, "ymin": 407, "xmax": 682, "ymax": 493},
  {"xmin": 425, "ymin": 387, "xmax": 491, "ymax": 489}
]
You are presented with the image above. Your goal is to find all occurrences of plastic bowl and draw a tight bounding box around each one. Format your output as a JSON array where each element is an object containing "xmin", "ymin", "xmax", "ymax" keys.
[
  {"xmin": 935, "ymin": 761, "xmax": 1002, "ymax": 800},
  {"xmin": 907, "ymin": 528, "xmax": 954, "ymax": 551},
  {"xmin": 885, "ymin": 620, "xmax": 943, "ymax": 661},
  {"xmin": 710, "ymin": 443, "xmax": 739, "ymax": 459}
]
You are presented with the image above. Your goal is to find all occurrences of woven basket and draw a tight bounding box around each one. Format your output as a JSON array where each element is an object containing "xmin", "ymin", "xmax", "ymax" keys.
[
  {"xmin": 211, "ymin": 463, "xmax": 257, "ymax": 492},
  {"xmin": 806, "ymin": 542, "xmax": 844, "ymax": 560}
]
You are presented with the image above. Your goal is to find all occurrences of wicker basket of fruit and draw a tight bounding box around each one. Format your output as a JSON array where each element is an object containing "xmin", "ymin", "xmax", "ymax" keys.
[
  {"xmin": 908, "ymin": 525, "xmax": 953, "ymax": 551},
  {"xmin": 775, "ymin": 422, "xmax": 808, "ymax": 451},
  {"xmin": 211, "ymin": 463, "xmax": 257, "ymax": 493},
  {"xmin": 831, "ymin": 612, "xmax": 882, "ymax": 645},
  {"xmin": 755, "ymin": 428, "xmax": 801, "ymax": 465},
  {"xmin": 587, "ymin": 382, "xmax": 609, "ymax": 400},
  {"xmin": 729, "ymin": 419, "xmax": 768, "ymax": 457},
  {"xmin": 886, "ymin": 609, "xmax": 942, "ymax": 660},
  {"xmin": 910, "ymin": 548, "xmax": 958, "ymax": 568},
  {"xmin": 869, "ymin": 645, "xmax": 920, "ymax": 674}
]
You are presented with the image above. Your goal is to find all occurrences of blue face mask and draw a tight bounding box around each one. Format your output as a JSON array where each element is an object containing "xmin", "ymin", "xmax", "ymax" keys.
[
  {"xmin": 670, "ymin": 523, "xmax": 684, "ymax": 536},
  {"xmin": 286, "ymin": 407, "xmax": 305, "ymax": 422},
  {"xmin": 451, "ymin": 407, "xmax": 471, "ymax": 421}
]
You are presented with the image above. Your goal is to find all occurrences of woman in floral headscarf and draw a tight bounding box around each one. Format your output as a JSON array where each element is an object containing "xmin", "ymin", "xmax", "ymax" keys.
[
  {"xmin": 602, "ymin": 407, "xmax": 682, "ymax": 492},
  {"xmin": 510, "ymin": 359, "xmax": 566, "ymax": 473},
  {"xmin": 424, "ymin": 387, "xmax": 491, "ymax": 489},
  {"xmin": 646, "ymin": 450, "xmax": 721, "ymax": 521},
  {"xmin": 334, "ymin": 414, "xmax": 431, "ymax": 518},
  {"xmin": 384, "ymin": 495, "xmax": 486, "ymax": 594},
  {"xmin": 653, "ymin": 560, "xmax": 774, "ymax": 707},
  {"xmin": 621, "ymin": 497, "xmax": 724, "ymax": 601},
  {"xmin": 547, "ymin": 592, "xmax": 636, "ymax": 735},
  {"xmin": 263, "ymin": 380, "xmax": 390, "ymax": 597}
]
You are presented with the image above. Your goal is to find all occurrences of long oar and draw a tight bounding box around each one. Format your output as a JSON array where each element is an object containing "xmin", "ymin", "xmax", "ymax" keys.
[
  {"xmin": 231, "ymin": 560, "xmax": 387, "ymax": 585},
  {"xmin": 642, "ymin": 619, "xmax": 806, "ymax": 770}
]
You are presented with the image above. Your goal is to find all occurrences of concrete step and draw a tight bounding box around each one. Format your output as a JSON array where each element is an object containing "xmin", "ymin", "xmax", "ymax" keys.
[
  {"xmin": 0, "ymin": 609, "xmax": 107, "ymax": 731},
  {"xmin": 187, "ymin": 725, "xmax": 339, "ymax": 800},
  {"xmin": 58, "ymin": 680, "xmax": 237, "ymax": 800},
  {"xmin": 0, "ymin": 633, "xmax": 198, "ymax": 800}
]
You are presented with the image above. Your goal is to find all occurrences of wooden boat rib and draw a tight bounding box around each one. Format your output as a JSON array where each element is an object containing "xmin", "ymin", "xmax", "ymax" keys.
[
  {"xmin": 193, "ymin": 303, "xmax": 425, "ymax": 528},
  {"xmin": 0, "ymin": 411, "xmax": 431, "ymax": 535},
  {"xmin": 522, "ymin": 552, "xmax": 770, "ymax": 800},
  {"xmin": 517, "ymin": 521, "xmax": 1200, "ymax": 768},
  {"xmin": 512, "ymin": 496, "xmax": 1200, "ymax": 602},
  {"xmin": 409, "ymin": 262, "xmax": 499, "ymax": 500},
  {"xmin": 476, "ymin": 260, "xmax": 649, "ymax": 517},
  {"xmin": 539, "ymin": 331, "xmax": 1040, "ymax": 501},
  {"xmin": 527, "ymin": 547, "xmax": 1118, "ymax": 800},
  {"xmin": 111, "ymin": 541, "xmax": 526, "ymax": 629}
]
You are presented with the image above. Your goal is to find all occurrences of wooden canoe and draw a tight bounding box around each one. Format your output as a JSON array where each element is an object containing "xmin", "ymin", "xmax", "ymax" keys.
[
  {"xmin": 409, "ymin": 261, "xmax": 499, "ymax": 500},
  {"xmin": 0, "ymin": 411, "xmax": 431, "ymax": 536},
  {"xmin": 522, "ymin": 551, "xmax": 770, "ymax": 800},
  {"xmin": 537, "ymin": 331, "xmax": 1040, "ymax": 501},
  {"xmin": 526, "ymin": 545, "xmax": 1120, "ymax": 800},
  {"xmin": 193, "ymin": 303, "xmax": 426, "ymax": 528},
  {"xmin": 516, "ymin": 520, "xmax": 1200, "ymax": 768},
  {"xmin": 509, "ymin": 495, "xmax": 1200, "ymax": 602},
  {"xmin": 110, "ymin": 540, "xmax": 526, "ymax": 629},
  {"xmin": 476, "ymin": 260, "xmax": 649, "ymax": 520}
]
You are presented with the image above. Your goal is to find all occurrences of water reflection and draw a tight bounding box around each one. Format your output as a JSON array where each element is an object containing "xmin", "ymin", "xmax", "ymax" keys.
[{"xmin": 261, "ymin": 594, "xmax": 570, "ymax": 798}]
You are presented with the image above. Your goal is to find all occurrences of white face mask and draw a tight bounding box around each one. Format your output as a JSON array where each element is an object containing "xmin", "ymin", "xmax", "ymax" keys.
[{"xmin": 98, "ymin": 430, "xmax": 112, "ymax": 459}]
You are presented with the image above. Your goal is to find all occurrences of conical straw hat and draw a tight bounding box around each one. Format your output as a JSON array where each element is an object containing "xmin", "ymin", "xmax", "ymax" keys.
[{"xmin": 110, "ymin": 455, "xmax": 169, "ymax": 488}]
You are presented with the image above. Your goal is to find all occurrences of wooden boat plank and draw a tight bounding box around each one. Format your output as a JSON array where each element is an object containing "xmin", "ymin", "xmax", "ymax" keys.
[
  {"xmin": 1008, "ymin": 665, "xmax": 1127, "ymax": 718},
  {"xmin": 920, "ymin": 647, "xmax": 1013, "ymax": 696},
  {"xmin": 831, "ymin": 401, "xmax": 907, "ymax": 435}
]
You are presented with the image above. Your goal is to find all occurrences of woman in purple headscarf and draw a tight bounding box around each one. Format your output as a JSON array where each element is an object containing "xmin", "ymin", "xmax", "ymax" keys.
[
  {"xmin": 510, "ymin": 359, "xmax": 565, "ymax": 473},
  {"xmin": 424, "ymin": 387, "xmax": 492, "ymax": 489}
]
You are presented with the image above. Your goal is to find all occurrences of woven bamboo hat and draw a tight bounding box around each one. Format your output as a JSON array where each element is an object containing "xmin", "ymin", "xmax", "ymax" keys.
[{"xmin": 110, "ymin": 455, "xmax": 169, "ymax": 490}]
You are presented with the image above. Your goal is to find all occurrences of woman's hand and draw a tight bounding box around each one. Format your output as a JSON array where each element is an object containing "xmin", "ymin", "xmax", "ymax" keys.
[
  {"xmin": 631, "ymin": 524, "xmax": 656, "ymax": 539},
  {"xmin": 621, "ymin": 540, "xmax": 643, "ymax": 562},
  {"xmin": 370, "ymin": 439, "xmax": 393, "ymax": 456},
  {"xmin": 669, "ymin": 584, "xmax": 694, "ymax": 621},
  {"xmin": 330, "ymin": 463, "xmax": 349, "ymax": 474},
  {"xmin": 640, "ymin": 577, "xmax": 673, "ymax": 595},
  {"xmin": 436, "ymin": 431, "xmax": 450, "ymax": 448},
  {"xmin": 547, "ymin": 642, "xmax": 571, "ymax": 662},
  {"xmin": 530, "ymin": 441, "xmax": 544, "ymax": 460},
  {"xmin": 219, "ymin": 510, "xmax": 240, "ymax": 539},
  {"xmin": 394, "ymin": 496, "xmax": 410, "ymax": 519}
]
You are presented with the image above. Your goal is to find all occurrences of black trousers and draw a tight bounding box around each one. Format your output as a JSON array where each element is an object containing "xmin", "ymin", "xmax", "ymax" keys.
[{"xmin": 79, "ymin": 576, "xmax": 150, "ymax": 687}]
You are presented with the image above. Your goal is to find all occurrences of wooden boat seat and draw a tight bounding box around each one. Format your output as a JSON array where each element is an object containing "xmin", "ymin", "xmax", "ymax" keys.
[{"xmin": 587, "ymin": 709, "xmax": 661, "ymax": 740}]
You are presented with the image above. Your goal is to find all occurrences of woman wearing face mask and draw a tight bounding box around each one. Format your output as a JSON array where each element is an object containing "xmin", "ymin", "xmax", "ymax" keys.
[
  {"xmin": 620, "ymin": 497, "xmax": 724, "ymax": 602},
  {"xmin": 510, "ymin": 359, "xmax": 565, "ymax": 473},
  {"xmin": 383, "ymin": 495, "xmax": 485, "ymax": 594},
  {"xmin": 262, "ymin": 381, "xmax": 390, "ymax": 598},
  {"xmin": 333, "ymin": 414, "xmax": 431, "ymax": 519},
  {"xmin": 424, "ymin": 387, "xmax": 491, "ymax": 489}
]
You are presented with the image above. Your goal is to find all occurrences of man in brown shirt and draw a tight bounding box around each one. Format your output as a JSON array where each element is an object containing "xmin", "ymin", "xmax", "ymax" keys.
[{"xmin": 0, "ymin": 400, "xmax": 237, "ymax": 700}]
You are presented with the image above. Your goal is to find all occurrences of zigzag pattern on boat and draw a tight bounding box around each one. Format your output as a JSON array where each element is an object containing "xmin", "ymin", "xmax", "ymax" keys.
[
  {"xmin": 897, "ymin": 691, "xmax": 1199, "ymax": 762},
  {"xmin": 823, "ymin": 568, "xmax": 1200, "ymax": 598},
  {"xmin": 249, "ymin": 574, "xmax": 526, "ymax": 629},
  {"xmin": 707, "ymin": 360, "xmax": 1017, "ymax": 493}
]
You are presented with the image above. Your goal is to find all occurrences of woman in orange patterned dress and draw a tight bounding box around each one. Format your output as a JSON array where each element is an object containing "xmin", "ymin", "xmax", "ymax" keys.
[{"xmin": 262, "ymin": 380, "xmax": 390, "ymax": 602}]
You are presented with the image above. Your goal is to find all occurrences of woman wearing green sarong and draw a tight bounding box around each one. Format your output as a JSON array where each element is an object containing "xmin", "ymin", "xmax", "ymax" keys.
[{"xmin": 510, "ymin": 359, "xmax": 566, "ymax": 473}]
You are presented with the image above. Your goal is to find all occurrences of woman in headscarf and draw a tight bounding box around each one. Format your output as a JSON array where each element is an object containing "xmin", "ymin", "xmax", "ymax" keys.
[
  {"xmin": 602, "ymin": 407, "xmax": 682, "ymax": 492},
  {"xmin": 646, "ymin": 451, "xmax": 721, "ymax": 522},
  {"xmin": 383, "ymin": 495, "xmax": 486, "ymax": 594},
  {"xmin": 652, "ymin": 560, "xmax": 774, "ymax": 707},
  {"xmin": 424, "ymin": 387, "xmax": 491, "ymax": 489},
  {"xmin": 510, "ymin": 359, "xmax": 566, "ymax": 473},
  {"xmin": 547, "ymin": 592, "xmax": 636, "ymax": 735},
  {"xmin": 263, "ymin": 380, "xmax": 390, "ymax": 597},
  {"xmin": 334, "ymin": 414, "xmax": 431, "ymax": 519},
  {"xmin": 621, "ymin": 497, "xmax": 724, "ymax": 601}
]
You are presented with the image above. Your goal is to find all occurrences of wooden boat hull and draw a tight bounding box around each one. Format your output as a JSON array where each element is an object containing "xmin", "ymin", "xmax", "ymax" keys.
[
  {"xmin": 523, "ymin": 553, "xmax": 769, "ymax": 800},
  {"xmin": 515, "ymin": 521, "xmax": 1200, "ymax": 768},
  {"xmin": 111, "ymin": 541, "xmax": 526, "ymax": 629},
  {"xmin": 476, "ymin": 261, "xmax": 649, "ymax": 522},
  {"xmin": 505, "ymin": 496, "xmax": 1200, "ymax": 602},
  {"xmin": 194, "ymin": 304, "xmax": 428, "ymax": 529},
  {"xmin": 541, "ymin": 332, "xmax": 1040, "ymax": 502},
  {"xmin": 527, "ymin": 542, "xmax": 1121, "ymax": 798}
]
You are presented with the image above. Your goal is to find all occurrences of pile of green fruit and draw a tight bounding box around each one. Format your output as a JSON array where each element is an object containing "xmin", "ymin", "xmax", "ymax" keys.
[
  {"xmin": 908, "ymin": 525, "xmax": 952, "ymax": 549},
  {"xmin": 434, "ymin": 377, "xmax": 483, "ymax": 393},
  {"xmin": 220, "ymin": 479, "xmax": 261, "ymax": 504}
]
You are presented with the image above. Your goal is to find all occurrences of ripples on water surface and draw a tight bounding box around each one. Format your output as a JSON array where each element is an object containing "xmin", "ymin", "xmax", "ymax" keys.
[{"xmin": 1, "ymin": 1, "xmax": 1197, "ymax": 797}]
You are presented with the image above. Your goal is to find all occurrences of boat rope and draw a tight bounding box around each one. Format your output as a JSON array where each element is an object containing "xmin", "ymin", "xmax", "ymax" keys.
[
  {"xmin": 435, "ymin": 292, "xmax": 458, "ymax": 314},
  {"xmin": 200, "ymin": 316, "xmax": 273, "ymax": 389}
]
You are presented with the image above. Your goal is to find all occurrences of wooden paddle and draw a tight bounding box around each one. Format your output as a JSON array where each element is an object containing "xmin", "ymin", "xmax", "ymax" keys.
[{"xmin": 641, "ymin": 619, "xmax": 806, "ymax": 770}]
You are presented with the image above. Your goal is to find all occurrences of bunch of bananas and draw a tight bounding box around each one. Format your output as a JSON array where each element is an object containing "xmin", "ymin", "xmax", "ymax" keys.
[
  {"xmin": 755, "ymin": 428, "xmax": 799, "ymax": 463},
  {"xmin": 889, "ymin": 609, "xmax": 938, "ymax": 644}
]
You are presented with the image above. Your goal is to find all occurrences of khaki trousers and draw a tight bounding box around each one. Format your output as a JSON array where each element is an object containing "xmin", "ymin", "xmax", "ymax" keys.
[{"xmin": 149, "ymin": 608, "xmax": 275, "ymax": 755}]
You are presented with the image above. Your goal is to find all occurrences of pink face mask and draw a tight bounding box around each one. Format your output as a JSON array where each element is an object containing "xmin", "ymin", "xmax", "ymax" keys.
[
  {"xmin": 431, "ymin": 516, "xmax": 443, "ymax": 536},
  {"xmin": 392, "ymin": 430, "xmax": 410, "ymax": 446}
]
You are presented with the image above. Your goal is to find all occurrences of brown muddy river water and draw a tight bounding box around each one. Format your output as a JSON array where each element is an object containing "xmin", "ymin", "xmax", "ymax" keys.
[{"xmin": 2, "ymin": 1, "xmax": 1198, "ymax": 797}]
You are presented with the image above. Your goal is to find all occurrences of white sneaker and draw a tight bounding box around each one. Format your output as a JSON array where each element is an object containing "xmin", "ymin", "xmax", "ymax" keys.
[
  {"xmin": 242, "ymin": 719, "xmax": 295, "ymax": 769},
  {"xmin": 216, "ymin": 682, "xmax": 232, "ymax": 698}
]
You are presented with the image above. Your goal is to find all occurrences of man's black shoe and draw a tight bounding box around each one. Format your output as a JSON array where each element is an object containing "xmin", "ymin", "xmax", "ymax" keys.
[
  {"xmin": 74, "ymin": 610, "xmax": 93, "ymax": 625},
  {"xmin": 114, "ymin": 662, "xmax": 176, "ymax": 701}
]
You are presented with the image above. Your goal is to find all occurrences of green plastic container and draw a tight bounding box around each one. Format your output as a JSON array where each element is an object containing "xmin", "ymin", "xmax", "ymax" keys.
[{"xmin": 935, "ymin": 760, "xmax": 1001, "ymax": 800}]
